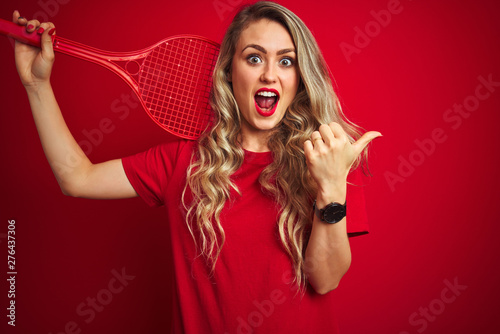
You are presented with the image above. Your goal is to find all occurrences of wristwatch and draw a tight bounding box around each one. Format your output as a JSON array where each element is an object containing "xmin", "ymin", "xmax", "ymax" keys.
[{"xmin": 313, "ymin": 200, "xmax": 346, "ymax": 224}]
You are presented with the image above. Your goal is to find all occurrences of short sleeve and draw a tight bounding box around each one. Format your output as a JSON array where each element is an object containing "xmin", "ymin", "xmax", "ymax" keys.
[
  {"xmin": 121, "ymin": 140, "xmax": 190, "ymax": 207},
  {"xmin": 346, "ymin": 168, "xmax": 369, "ymax": 237}
]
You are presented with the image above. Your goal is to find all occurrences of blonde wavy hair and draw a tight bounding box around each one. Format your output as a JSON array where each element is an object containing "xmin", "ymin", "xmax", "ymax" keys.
[{"xmin": 183, "ymin": 1, "xmax": 365, "ymax": 289}]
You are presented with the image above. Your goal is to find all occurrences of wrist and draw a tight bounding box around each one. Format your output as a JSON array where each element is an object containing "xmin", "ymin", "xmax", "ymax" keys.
[
  {"xmin": 24, "ymin": 80, "xmax": 52, "ymax": 94},
  {"xmin": 316, "ymin": 181, "xmax": 346, "ymax": 208},
  {"xmin": 25, "ymin": 81, "xmax": 53, "ymax": 102}
]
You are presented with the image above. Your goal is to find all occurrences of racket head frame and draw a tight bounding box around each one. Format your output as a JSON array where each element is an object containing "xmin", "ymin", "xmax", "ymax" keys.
[{"xmin": 53, "ymin": 34, "xmax": 220, "ymax": 139}]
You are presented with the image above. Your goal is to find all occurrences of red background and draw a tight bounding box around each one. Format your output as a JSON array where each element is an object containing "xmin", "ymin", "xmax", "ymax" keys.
[{"xmin": 1, "ymin": 0, "xmax": 499, "ymax": 333}]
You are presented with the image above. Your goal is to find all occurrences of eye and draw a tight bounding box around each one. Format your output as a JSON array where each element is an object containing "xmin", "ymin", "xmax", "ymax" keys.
[
  {"xmin": 247, "ymin": 55, "xmax": 262, "ymax": 65},
  {"xmin": 279, "ymin": 58, "xmax": 294, "ymax": 67}
]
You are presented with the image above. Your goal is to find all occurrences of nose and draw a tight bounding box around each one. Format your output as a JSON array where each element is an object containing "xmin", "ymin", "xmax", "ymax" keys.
[{"xmin": 260, "ymin": 63, "xmax": 277, "ymax": 83}]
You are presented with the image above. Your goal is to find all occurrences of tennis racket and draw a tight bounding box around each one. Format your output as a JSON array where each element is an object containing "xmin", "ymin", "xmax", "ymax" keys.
[{"xmin": 0, "ymin": 18, "xmax": 220, "ymax": 139}]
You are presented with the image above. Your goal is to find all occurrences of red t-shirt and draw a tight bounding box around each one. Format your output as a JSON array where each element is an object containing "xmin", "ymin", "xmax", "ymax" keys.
[{"xmin": 122, "ymin": 139, "xmax": 368, "ymax": 333}]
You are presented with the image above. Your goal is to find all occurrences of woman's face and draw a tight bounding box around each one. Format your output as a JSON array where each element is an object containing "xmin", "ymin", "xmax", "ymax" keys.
[{"xmin": 230, "ymin": 19, "xmax": 299, "ymax": 148}]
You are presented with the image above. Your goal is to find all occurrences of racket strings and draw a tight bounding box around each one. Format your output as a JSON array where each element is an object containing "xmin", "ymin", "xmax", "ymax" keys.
[{"xmin": 138, "ymin": 38, "xmax": 219, "ymax": 138}]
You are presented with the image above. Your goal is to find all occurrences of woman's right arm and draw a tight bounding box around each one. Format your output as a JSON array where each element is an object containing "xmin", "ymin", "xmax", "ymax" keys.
[{"xmin": 13, "ymin": 11, "xmax": 138, "ymax": 199}]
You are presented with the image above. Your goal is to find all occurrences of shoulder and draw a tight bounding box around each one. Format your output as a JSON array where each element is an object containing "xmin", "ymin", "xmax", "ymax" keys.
[
  {"xmin": 122, "ymin": 139, "xmax": 198, "ymax": 175},
  {"xmin": 154, "ymin": 138, "xmax": 197, "ymax": 160},
  {"xmin": 120, "ymin": 139, "xmax": 198, "ymax": 207},
  {"xmin": 136, "ymin": 138, "xmax": 197, "ymax": 162}
]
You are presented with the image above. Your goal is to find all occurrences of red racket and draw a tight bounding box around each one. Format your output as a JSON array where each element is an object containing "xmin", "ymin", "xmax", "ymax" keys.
[{"xmin": 0, "ymin": 18, "xmax": 220, "ymax": 139}]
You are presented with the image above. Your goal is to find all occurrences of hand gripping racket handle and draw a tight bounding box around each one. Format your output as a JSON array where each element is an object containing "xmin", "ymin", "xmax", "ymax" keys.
[
  {"xmin": 0, "ymin": 18, "xmax": 134, "ymax": 64},
  {"xmin": 0, "ymin": 18, "xmax": 55, "ymax": 47}
]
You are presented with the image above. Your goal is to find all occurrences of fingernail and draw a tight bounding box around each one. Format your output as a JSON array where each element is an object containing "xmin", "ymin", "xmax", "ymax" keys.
[
  {"xmin": 27, "ymin": 24, "xmax": 34, "ymax": 30},
  {"xmin": 48, "ymin": 28, "xmax": 56, "ymax": 36},
  {"xmin": 37, "ymin": 27, "xmax": 45, "ymax": 35},
  {"xmin": 18, "ymin": 16, "xmax": 25, "ymax": 20}
]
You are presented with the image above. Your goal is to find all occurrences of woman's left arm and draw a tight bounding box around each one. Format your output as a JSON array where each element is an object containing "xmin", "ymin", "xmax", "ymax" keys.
[{"xmin": 304, "ymin": 123, "xmax": 381, "ymax": 294}]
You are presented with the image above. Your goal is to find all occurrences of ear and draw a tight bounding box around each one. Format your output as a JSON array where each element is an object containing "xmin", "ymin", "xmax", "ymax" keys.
[{"xmin": 226, "ymin": 69, "xmax": 232, "ymax": 83}]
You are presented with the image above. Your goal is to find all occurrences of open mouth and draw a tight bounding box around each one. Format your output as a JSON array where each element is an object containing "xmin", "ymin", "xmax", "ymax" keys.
[{"xmin": 254, "ymin": 88, "xmax": 280, "ymax": 117}]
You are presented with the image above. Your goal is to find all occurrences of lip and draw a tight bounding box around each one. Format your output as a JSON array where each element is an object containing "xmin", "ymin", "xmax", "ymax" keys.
[{"xmin": 254, "ymin": 88, "xmax": 280, "ymax": 117}]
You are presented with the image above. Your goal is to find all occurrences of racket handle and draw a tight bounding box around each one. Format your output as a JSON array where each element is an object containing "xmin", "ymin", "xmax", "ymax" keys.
[{"xmin": 0, "ymin": 18, "xmax": 53, "ymax": 47}]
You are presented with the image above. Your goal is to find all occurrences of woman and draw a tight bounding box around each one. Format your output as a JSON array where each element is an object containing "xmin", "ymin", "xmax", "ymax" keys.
[{"xmin": 13, "ymin": 1, "xmax": 380, "ymax": 332}]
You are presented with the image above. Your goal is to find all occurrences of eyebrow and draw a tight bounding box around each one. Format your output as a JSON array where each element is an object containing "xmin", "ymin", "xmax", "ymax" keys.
[{"xmin": 242, "ymin": 44, "xmax": 296, "ymax": 55}]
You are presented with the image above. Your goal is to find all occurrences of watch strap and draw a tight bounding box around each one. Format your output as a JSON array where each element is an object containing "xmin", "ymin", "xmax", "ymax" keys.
[{"xmin": 313, "ymin": 200, "xmax": 347, "ymax": 224}]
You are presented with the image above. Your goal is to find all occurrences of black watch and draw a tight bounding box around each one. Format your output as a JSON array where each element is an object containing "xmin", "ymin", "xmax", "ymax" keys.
[{"xmin": 313, "ymin": 200, "xmax": 346, "ymax": 224}]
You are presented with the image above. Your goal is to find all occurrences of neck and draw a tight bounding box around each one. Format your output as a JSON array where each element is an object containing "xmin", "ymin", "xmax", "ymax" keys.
[{"xmin": 239, "ymin": 131, "xmax": 271, "ymax": 152}]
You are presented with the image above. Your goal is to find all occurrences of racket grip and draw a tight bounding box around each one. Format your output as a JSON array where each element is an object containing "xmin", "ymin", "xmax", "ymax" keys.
[{"xmin": 0, "ymin": 18, "xmax": 45, "ymax": 47}]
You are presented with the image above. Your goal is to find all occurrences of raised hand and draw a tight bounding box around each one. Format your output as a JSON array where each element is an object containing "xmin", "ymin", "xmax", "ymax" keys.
[
  {"xmin": 304, "ymin": 122, "xmax": 381, "ymax": 200},
  {"xmin": 12, "ymin": 10, "xmax": 56, "ymax": 88}
]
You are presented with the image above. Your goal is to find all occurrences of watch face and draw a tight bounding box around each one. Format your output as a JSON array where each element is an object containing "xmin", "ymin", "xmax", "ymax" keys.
[{"xmin": 323, "ymin": 203, "xmax": 346, "ymax": 223}]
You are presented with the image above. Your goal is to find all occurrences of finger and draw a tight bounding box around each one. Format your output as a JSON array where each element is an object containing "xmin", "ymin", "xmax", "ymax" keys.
[
  {"xmin": 352, "ymin": 131, "xmax": 382, "ymax": 155},
  {"xmin": 12, "ymin": 12, "xmax": 29, "ymax": 48},
  {"xmin": 304, "ymin": 139, "xmax": 314, "ymax": 157},
  {"xmin": 311, "ymin": 130, "xmax": 321, "ymax": 140},
  {"xmin": 311, "ymin": 130, "xmax": 322, "ymax": 142},
  {"xmin": 311, "ymin": 131, "xmax": 324, "ymax": 148},
  {"xmin": 25, "ymin": 19, "xmax": 41, "ymax": 33},
  {"xmin": 13, "ymin": 10, "xmax": 22, "ymax": 24},
  {"xmin": 37, "ymin": 22, "xmax": 54, "ymax": 36},
  {"xmin": 329, "ymin": 122, "xmax": 349, "ymax": 144},
  {"xmin": 40, "ymin": 23, "xmax": 56, "ymax": 60},
  {"xmin": 328, "ymin": 122, "xmax": 344, "ymax": 136},
  {"xmin": 318, "ymin": 124, "xmax": 334, "ymax": 145}
]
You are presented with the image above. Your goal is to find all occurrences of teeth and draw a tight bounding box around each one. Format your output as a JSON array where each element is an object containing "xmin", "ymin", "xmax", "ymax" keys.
[{"xmin": 256, "ymin": 91, "xmax": 277, "ymax": 97}]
